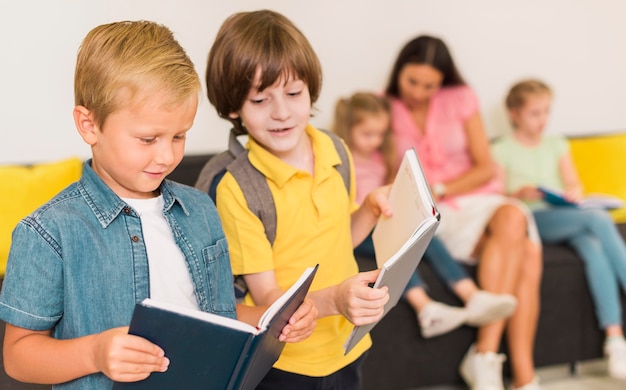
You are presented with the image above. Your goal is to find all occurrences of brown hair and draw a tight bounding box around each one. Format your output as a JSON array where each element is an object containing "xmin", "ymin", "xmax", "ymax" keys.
[
  {"xmin": 332, "ymin": 92, "xmax": 396, "ymax": 184},
  {"xmin": 505, "ymin": 79, "xmax": 552, "ymax": 110},
  {"xmin": 74, "ymin": 20, "xmax": 200, "ymax": 128},
  {"xmin": 205, "ymin": 10, "xmax": 322, "ymax": 135}
]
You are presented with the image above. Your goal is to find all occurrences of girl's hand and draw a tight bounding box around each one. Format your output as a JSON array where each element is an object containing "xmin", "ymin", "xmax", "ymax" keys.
[
  {"xmin": 279, "ymin": 298, "xmax": 318, "ymax": 342},
  {"xmin": 513, "ymin": 186, "xmax": 543, "ymax": 201},
  {"xmin": 563, "ymin": 186, "xmax": 583, "ymax": 203},
  {"xmin": 92, "ymin": 326, "xmax": 169, "ymax": 382}
]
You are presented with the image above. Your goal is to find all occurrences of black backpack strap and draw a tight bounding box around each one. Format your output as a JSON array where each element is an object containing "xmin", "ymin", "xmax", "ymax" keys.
[{"xmin": 319, "ymin": 129, "xmax": 351, "ymax": 194}]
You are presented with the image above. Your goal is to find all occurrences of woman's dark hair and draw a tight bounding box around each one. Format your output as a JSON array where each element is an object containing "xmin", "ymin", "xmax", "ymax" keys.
[{"xmin": 385, "ymin": 35, "xmax": 465, "ymax": 98}]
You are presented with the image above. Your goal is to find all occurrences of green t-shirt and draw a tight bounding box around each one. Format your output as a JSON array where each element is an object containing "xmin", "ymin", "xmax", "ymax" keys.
[{"xmin": 491, "ymin": 134, "xmax": 569, "ymax": 209}]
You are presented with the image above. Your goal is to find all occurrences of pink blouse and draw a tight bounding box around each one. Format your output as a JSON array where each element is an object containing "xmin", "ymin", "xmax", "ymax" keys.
[{"xmin": 390, "ymin": 85, "xmax": 501, "ymax": 200}]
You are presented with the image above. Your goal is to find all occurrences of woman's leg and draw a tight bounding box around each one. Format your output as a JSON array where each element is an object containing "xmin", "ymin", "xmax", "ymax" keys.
[
  {"xmin": 474, "ymin": 204, "xmax": 529, "ymax": 353},
  {"xmin": 425, "ymin": 236, "xmax": 517, "ymax": 325},
  {"xmin": 466, "ymin": 204, "xmax": 540, "ymax": 388},
  {"xmin": 505, "ymin": 239, "xmax": 542, "ymax": 388}
]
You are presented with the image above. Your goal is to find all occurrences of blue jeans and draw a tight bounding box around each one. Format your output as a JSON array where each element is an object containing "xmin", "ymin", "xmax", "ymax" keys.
[
  {"xmin": 354, "ymin": 234, "xmax": 468, "ymax": 292},
  {"xmin": 534, "ymin": 207, "xmax": 626, "ymax": 328}
]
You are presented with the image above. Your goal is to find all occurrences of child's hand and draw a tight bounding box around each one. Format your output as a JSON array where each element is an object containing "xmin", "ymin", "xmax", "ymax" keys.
[
  {"xmin": 364, "ymin": 185, "xmax": 393, "ymax": 219},
  {"xmin": 92, "ymin": 326, "xmax": 169, "ymax": 382},
  {"xmin": 563, "ymin": 187, "xmax": 583, "ymax": 203},
  {"xmin": 334, "ymin": 269, "xmax": 389, "ymax": 326},
  {"xmin": 513, "ymin": 186, "xmax": 542, "ymax": 201},
  {"xmin": 279, "ymin": 297, "xmax": 318, "ymax": 342}
]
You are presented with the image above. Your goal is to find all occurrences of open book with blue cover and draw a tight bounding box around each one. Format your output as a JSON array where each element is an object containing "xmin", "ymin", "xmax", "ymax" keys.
[
  {"xmin": 113, "ymin": 265, "xmax": 318, "ymax": 390},
  {"xmin": 343, "ymin": 148, "xmax": 440, "ymax": 354},
  {"xmin": 538, "ymin": 186, "xmax": 624, "ymax": 210}
]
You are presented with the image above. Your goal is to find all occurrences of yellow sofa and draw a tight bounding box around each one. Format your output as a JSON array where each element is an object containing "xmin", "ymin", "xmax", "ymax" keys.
[
  {"xmin": 569, "ymin": 131, "xmax": 626, "ymax": 223},
  {"xmin": 0, "ymin": 157, "xmax": 82, "ymax": 276}
]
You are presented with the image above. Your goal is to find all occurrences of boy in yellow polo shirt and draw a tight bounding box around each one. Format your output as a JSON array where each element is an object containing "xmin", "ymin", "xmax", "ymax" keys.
[{"xmin": 204, "ymin": 10, "xmax": 392, "ymax": 390}]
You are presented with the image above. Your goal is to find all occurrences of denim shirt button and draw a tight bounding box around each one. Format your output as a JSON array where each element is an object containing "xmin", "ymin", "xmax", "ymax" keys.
[
  {"xmin": 131, "ymin": 235, "xmax": 140, "ymax": 242},
  {"xmin": 123, "ymin": 207, "xmax": 131, "ymax": 214}
]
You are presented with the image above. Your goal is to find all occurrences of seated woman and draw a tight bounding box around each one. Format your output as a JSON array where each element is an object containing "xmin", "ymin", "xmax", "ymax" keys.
[{"xmin": 385, "ymin": 35, "xmax": 543, "ymax": 390}]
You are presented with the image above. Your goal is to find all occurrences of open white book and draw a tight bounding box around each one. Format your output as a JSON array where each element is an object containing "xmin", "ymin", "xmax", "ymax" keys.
[
  {"xmin": 344, "ymin": 148, "xmax": 440, "ymax": 354},
  {"xmin": 538, "ymin": 186, "xmax": 624, "ymax": 210}
]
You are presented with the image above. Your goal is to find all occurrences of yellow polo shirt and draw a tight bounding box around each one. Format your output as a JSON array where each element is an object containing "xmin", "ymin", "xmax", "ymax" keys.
[{"xmin": 216, "ymin": 124, "xmax": 371, "ymax": 376}]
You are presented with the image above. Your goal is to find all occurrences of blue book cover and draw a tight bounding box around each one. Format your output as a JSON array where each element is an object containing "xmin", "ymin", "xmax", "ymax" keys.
[
  {"xmin": 539, "ymin": 186, "xmax": 624, "ymax": 210},
  {"xmin": 113, "ymin": 265, "xmax": 317, "ymax": 390}
]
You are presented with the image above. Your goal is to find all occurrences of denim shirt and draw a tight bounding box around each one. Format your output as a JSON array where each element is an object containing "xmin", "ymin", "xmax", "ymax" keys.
[{"xmin": 0, "ymin": 161, "xmax": 236, "ymax": 389}]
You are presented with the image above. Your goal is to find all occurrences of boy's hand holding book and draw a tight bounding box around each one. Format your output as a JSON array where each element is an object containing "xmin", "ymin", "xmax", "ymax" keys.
[
  {"xmin": 278, "ymin": 297, "xmax": 317, "ymax": 342},
  {"xmin": 94, "ymin": 326, "xmax": 169, "ymax": 382},
  {"xmin": 334, "ymin": 269, "xmax": 390, "ymax": 326}
]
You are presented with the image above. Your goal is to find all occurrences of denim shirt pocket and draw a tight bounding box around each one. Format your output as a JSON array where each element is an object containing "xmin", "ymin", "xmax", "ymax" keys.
[{"xmin": 202, "ymin": 238, "xmax": 236, "ymax": 316}]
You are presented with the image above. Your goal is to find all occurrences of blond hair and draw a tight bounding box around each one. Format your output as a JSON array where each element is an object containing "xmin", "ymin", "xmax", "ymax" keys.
[
  {"xmin": 332, "ymin": 92, "xmax": 396, "ymax": 184},
  {"xmin": 205, "ymin": 10, "xmax": 322, "ymax": 135},
  {"xmin": 74, "ymin": 20, "xmax": 200, "ymax": 128},
  {"xmin": 505, "ymin": 79, "xmax": 552, "ymax": 110}
]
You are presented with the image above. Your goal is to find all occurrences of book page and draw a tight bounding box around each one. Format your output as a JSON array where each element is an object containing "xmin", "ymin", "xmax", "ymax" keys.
[
  {"xmin": 372, "ymin": 148, "xmax": 436, "ymax": 268},
  {"xmin": 539, "ymin": 186, "xmax": 624, "ymax": 209},
  {"xmin": 580, "ymin": 194, "xmax": 624, "ymax": 209},
  {"xmin": 344, "ymin": 148, "xmax": 440, "ymax": 354},
  {"xmin": 140, "ymin": 265, "xmax": 317, "ymax": 337},
  {"xmin": 141, "ymin": 298, "xmax": 259, "ymax": 334}
]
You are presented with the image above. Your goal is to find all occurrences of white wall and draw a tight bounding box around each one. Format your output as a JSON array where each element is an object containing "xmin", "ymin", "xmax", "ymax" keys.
[{"xmin": 1, "ymin": 0, "xmax": 625, "ymax": 164}]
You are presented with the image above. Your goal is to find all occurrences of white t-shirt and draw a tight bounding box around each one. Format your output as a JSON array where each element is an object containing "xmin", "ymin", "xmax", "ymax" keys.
[{"xmin": 122, "ymin": 195, "xmax": 198, "ymax": 310}]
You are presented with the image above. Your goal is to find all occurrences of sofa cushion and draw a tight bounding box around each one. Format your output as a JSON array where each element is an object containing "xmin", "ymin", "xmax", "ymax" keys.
[
  {"xmin": 569, "ymin": 132, "xmax": 626, "ymax": 223},
  {"xmin": 0, "ymin": 157, "xmax": 82, "ymax": 276}
]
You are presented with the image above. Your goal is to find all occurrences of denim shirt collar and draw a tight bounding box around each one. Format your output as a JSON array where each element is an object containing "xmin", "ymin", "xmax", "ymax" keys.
[{"xmin": 77, "ymin": 160, "xmax": 190, "ymax": 226}]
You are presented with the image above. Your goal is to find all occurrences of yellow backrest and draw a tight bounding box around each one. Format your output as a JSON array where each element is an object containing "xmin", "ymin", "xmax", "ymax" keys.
[
  {"xmin": 569, "ymin": 132, "xmax": 626, "ymax": 223},
  {"xmin": 0, "ymin": 157, "xmax": 83, "ymax": 276}
]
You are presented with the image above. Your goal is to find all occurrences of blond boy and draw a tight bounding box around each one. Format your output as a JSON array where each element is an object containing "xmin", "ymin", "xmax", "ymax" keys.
[{"xmin": 0, "ymin": 20, "xmax": 314, "ymax": 389}]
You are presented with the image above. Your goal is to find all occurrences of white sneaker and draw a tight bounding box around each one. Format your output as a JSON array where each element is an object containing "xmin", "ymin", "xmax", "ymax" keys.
[
  {"xmin": 418, "ymin": 301, "xmax": 467, "ymax": 338},
  {"xmin": 465, "ymin": 291, "xmax": 517, "ymax": 326},
  {"xmin": 460, "ymin": 344, "xmax": 506, "ymax": 390},
  {"xmin": 510, "ymin": 377, "xmax": 540, "ymax": 390},
  {"xmin": 605, "ymin": 337, "xmax": 626, "ymax": 379}
]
